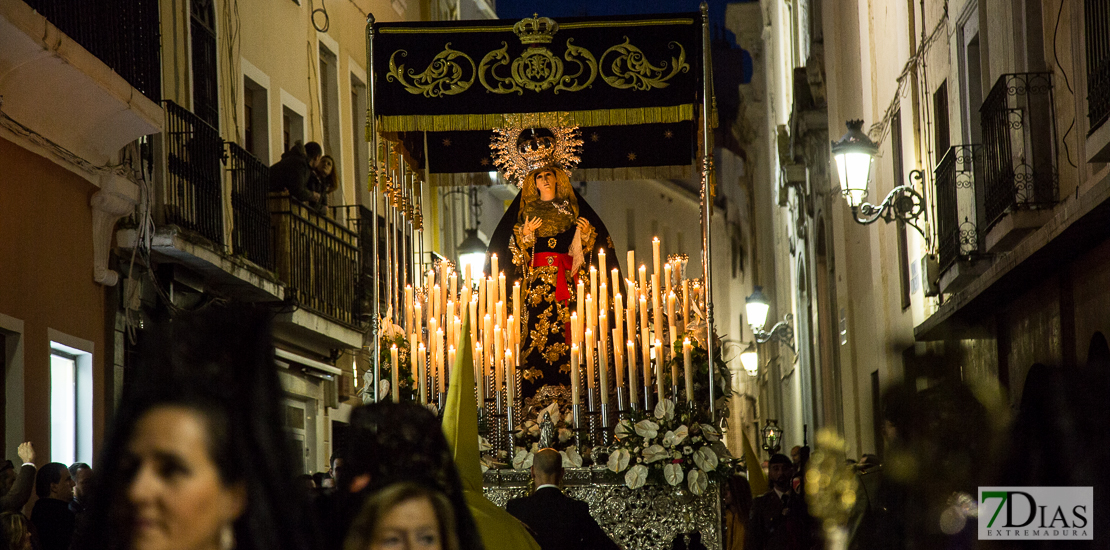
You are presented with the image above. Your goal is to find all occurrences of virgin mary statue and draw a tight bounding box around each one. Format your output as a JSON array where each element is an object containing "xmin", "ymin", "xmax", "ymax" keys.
[{"xmin": 484, "ymin": 114, "xmax": 620, "ymax": 398}]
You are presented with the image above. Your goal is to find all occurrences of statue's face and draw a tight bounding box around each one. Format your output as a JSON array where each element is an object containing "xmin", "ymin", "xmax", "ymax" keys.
[{"xmin": 534, "ymin": 169, "xmax": 558, "ymax": 201}]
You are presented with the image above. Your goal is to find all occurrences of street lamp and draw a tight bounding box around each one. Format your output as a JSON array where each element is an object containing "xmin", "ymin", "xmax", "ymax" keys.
[
  {"xmin": 457, "ymin": 228, "xmax": 487, "ymax": 281},
  {"xmin": 831, "ymin": 120, "xmax": 927, "ymax": 237},
  {"xmin": 739, "ymin": 343, "xmax": 759, "ymax": 376},
  {"xmin": 745, "ymin": 286, "xmax": 795, "ymax": 352},
  {"xmin": 761, "ymin": 419, "xmax": 783, "ymax": 455}
]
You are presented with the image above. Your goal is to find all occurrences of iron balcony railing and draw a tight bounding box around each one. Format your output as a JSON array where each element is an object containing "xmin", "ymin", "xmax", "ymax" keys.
[
  {"xmin": 162, "ymin": 100, "xmax": 224, "ymax": 246},
  {"xmin": 1087, "ymin": 0, "xmax": 1110, "ymax": 132},
  {"xmin": 226, "ymin": 142, "xmax": 273, "ymax": 270},
  {"xmin": 24, "ymin": 0, "xmax": 161, "ymax": 100},
  {"xmin": 979, "ymin": 72, "xmax": 1058, "ymax": 236},
  {"xmin": 331, "ymin": 205, "xmax": 412, "ymax": 325},
  {"xmin": 271, "ymin": 195, "xmax": 360, "ymax": 327},
  {"xmin": 934, "ymin": 145, "xmax": 983, "ymax": 273}
]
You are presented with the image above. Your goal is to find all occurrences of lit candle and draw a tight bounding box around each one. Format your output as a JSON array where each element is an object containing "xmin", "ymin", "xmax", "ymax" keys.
[
  {"xmin": 435, "ymin": 327, "xmax": 445, "ymax": 393},
  {"xmin": 496, "ymin": 301, "xmax": 505, "ymax": 333},
  {"xmin": 486, "ymin": 277, "xmax": 496, "ymax": 317},
  {"xmin": 590, "ymin": 266, "xmax": 598, "ymax": 307},
  {"xmin": 391, "ymin": 344, "xmax": 400, "ymax": 403},
  {"xmin": 494, "ymin": 325, "xmax": 504, "ymax": 391},
  {"xmin": 598, "ymin": 249, "xmax": 607, "ymax": 289},
  {"xmin": 682, "ymin": 279, "xmax": 690, "ymax": 332},
  {"xmin": 405, "ymin": 285, "xmax": 414, "ymax": 336},
  {"xmin": 432, "ymin": 284, "xmax": 441, "ymax": 324},
  {"xmin": 512, "ymin": 282, "xmax": 521, "ymax": 340},
  {"xmin": 417, "ymin": 343, "xmax": 427, "ymax": 404},
  {"xmin": 414, "ymin": 302, "xmax": 423, "ymax": 345},
  {"xmin": 571, "ymin": 311, "xmax": 580, "ymax": 348},
  {"xmin": 483, "ymin": 314, "xmax": 493, "ymax": 379},
  {"xmin": 505, "ymin": 350, "xmax": 515, "ymax": 403},
  {"xmin": 450, "ymin": 272, "xmax": 458, "ymax": 304},
  {"xmin": 627, "ymin": 250, "xmax": 635, "ymax": 280},
  {"xmin": 652, "ymin": 237, "xmax": 661, "ymax": 279},
  {"xmin": 475, "ymin": 343, "xmax": 485, "ymax": 407},
  {"xmin": 614, "ymin": 327, "xmax": 625, "ymax": 388},
  {"xmin": 464, "ymin": 263, "xmax": 472, "ymax": 292},
  {"xmin": 627, "ymin": 340, "xmax": 639, "ymax": 404},
  {"xmin": 585, "ymin": 294, "xmax": 596, "ymax": 335},
  {"xmin": 491, "ymin": 254, "xmax": 499, "ymax": 283},
  {"xmin": 570, "ymin": 344, "xmax": 581, "ymax": 406},
  {"xmin": 599, "ymin": 335, "xmax": 610, "ymax": 405},
  {"xmin": 448, "ymin": 345, "xmax": 456, "ymax": 381},
  {"xmin": 652, "ymin": 275, "xmax": 663, "ymax": 363},
  {"xmin": 683, "ymin": 339, "xmax": 694, "ymax": 404},
  {"xmin": 585, "ymin": 328, "xmax": 595, "ymax": 388},
  {"xmin": 425, "ymin": 270, "xmax": 434, "ymax": 302},
  {"xmin": 669, "ymin": 326, "xmax": 679, "ymax": 396},
  {"xmin": 638, "ymin": 265, "xmax": 647, "ymax": 296},
  {"xmin": 614, "ymin": 293, "xmax": 625, "ymax": 350},
  {"xmin": 409, "ymin": 333, "xmax": 418, "ymax": 402},
  {"xmin": 498, "ymin": 272, "xmax": 506, "ymax": 309},
  {"xmin": 654, "ymin": 339, "xmax": 664, "ymax": 399},
  {"xmin": 477, "ymin": 276, "xmax": 487, "ymax": 323},
  {"xmin": 640, "ymin": 295, "xmax": 651, "ymax": 392}
]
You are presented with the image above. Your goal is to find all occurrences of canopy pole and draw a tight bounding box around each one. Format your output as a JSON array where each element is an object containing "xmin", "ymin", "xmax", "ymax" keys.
[
  {"xmin": 366, "ymin": 13, "xmax": 381, "ymax": 402},
  {"xmin": 699, "ymin": 3, "xmax": 717, "ymax": 423}
]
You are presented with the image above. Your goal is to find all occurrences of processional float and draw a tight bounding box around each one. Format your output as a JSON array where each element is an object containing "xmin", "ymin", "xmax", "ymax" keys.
[{"xmin": 363, "ymin": 6, "xmax": 728, "ymax": 549}]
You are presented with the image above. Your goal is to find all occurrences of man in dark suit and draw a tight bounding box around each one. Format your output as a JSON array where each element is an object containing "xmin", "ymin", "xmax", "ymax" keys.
[
  {"xmin": 744, "ymin": 453, "xmax": 815, "ymax": 550},
  {"xmin": 506, "ymin": 448, "xmax": 619, "ymax": 550}
]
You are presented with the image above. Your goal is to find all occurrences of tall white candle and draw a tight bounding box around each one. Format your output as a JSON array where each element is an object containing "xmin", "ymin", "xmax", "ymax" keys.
[
  {"xmin": 391, "ymin": 345, "xmax": 400, "ymax": 403},
  {"xmin": 654, "ymin": 339, "xmax": 664, "ymax": 399},
  {"xmin": 683, "ymin": 339, "xmax": 694, "ymax": 404},
  {"xmin": 570, "ymin": 344, "xmax": 581, "ymax": 406},
  {"xmin": 627, "ymin": 340, "xmax": 639, "ymax": 404},
  {"xmin": 652, "ymin": 237, "xmax": 661, "ymax": 279}
]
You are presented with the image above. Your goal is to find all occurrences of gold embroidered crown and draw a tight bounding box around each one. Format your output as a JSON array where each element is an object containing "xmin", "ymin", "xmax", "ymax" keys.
[
  {"xmin": 513, "ymin": 14, "xmax": 558, "ymax": 45},
  {"xmin": 490, "ymin": 113, "xmax": 583, "ymax": 187}
]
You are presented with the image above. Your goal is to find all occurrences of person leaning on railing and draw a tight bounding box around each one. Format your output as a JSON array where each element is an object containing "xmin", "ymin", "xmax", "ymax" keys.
[{"xmin": 271, "ymin": 141, "xmax": 326, "ymax": 208}]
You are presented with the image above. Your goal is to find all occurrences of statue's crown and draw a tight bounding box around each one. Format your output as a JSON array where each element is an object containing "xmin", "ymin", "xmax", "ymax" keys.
[{"xmin": 513, "ymin": 14, "xmax": 558, "ymax": 45}]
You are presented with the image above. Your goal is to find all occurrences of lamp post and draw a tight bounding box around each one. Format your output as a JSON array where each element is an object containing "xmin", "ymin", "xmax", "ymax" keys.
[
  {"xmin": 831, "ymin": 120, "xmax": 927, "ymax": 237},
  {"xmin": 761, "ymin": 419, "xmax": 783, "ymax": 455},
  {"xmin": 745, "ymin": 286, "xmax": 795, "ymax": 352}
]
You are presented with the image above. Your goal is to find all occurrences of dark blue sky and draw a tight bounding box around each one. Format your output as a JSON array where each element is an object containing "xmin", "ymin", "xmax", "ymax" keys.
[{"xmin": 495, "ymin": 0, "xmax": 753, "ymax": 47}]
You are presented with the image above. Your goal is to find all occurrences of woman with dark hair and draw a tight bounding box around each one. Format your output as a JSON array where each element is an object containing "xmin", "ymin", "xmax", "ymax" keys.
[
  {"xmin": 335, "ymin": 403, "xmax": 482, "ymax": 550},
  {"xmin": 721, "ymin": 474, "xmax": 752, "ymax": 550},
  {"xmin": 343, "ymin": 482, "xmax": 459, "ymax": 550},
  {"xmin": 73, "ymin": 303, "xmax": 317, "ymax": 550},
  {"xmin": 311, "ymin": 155, "xmax": 339, "ymax": 214}
]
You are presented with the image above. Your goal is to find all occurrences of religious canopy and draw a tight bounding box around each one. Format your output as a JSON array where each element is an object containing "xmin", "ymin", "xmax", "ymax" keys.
[{"xmin": 371, "ymin": 13, "xmax": 707, "ymax": 181}]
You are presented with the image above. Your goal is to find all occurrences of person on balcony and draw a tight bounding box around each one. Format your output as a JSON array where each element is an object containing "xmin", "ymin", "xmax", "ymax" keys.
[
  {"xmin": 271, "ymin": 140, "xmax": 325, "ymax": 207},
  {"xmin": 311, "ymin": 154, "xmax": 340, "ymax": 215}
]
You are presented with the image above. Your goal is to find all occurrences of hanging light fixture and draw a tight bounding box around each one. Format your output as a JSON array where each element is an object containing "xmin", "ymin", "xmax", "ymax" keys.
[
  {"xmin": 761, "ymin": 419, "xmax": 783, "ymax": 455},
  {"xmin": 456, "ymin": 187, "xmax": 487, "ymax": 280},
  {"xmin": 740, "ymin": 343, "xmax": 759, "ymax": 376},
  {"xmin": 745, "ymin": 286, "xmax": 795, "ymax": 351},
  {"xmin": 831, "ymin": 120, "xmax": 927, "ymax": 237}
]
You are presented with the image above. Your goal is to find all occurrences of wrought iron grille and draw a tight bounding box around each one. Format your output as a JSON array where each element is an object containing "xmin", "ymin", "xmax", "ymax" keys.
[
  {"xmin": 162, "ymin": 100, "xmax": 224, "ymax": 246},
  {"xmin": 1087, "ymin": 0, "xmax": 1110, "ymax": 132},
  {"xmin": 331, "ymin": 205, "xmax": 411, "ymax": 326},
  {"xmin": 24, "ymin": 0, "xmax": 161, "ymax": 100},
  {"xmin": 226, "ymin": 142, "xmax": 273, "ymax": 270},
  {"xmin": 979, "ymin": 72, "xmax": 1057, "ymax": 236},
  {"xmin": 271, "ymin": 196, "xmax": 360, "ymax": 327},
  {"xmin": 934, "ymin": 145, "xmax": 982, "ymax": 273}
]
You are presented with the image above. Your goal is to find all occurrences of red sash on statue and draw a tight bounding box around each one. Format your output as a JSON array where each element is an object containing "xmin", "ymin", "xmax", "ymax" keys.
[{"xmin": 531, "ymin": 252, "xmax": 575, "ymax": 302}]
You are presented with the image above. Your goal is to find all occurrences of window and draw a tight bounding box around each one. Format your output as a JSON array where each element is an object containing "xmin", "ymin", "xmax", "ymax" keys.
[
  {"xmin": 958, "ymin": 4, "xmax": 983, "ymax": 144},
  {"xmin": 243, "ymin": 77, "xmax": 269, "ymax": 162},
  {"xmin": 892, "ymin": 111, "xmax": 911, "ymax": 309},
  {"xmin": 351, "ymin": 75, "xmax": 368, "ymax": 205},
  {"xmin": 283, "ymin": 107, "xmax": 304, "ymax": 153},
  {"xmin": 933, "ymin": 81, "xmax": 950, "ymax": 163},
  {"xmin": 190, "ymin": 0, "xmax": 218, "ymax": 129},
  {"xmin": 49, "ymin": 336, "xmax": 93, "ymax": 465},
  {"xmin": 1086, "ymin": 0, "xmax": 1110, "ymax": 131},
  {"xmin": 318, "ymin": 44, "xmax": 341, "ymax": 171}
]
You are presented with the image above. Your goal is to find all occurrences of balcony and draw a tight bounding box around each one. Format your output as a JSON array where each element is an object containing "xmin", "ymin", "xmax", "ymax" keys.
[
  {"xmin": 162, "ymin": 100, "xmax": 225, "ymax": 247},
  {"xmin": 1085, "ymin": 0, "xmax": 1110, "ymax": 161},
  {"xmin": 934, "ymin": 145, "xmax": 989, "ymax": 293},
  {"xmin": 331, "ymin": 206, "xmax": 413, "ymax": 326},
  {"xmin": 980, "ymin": 72, "xmax": 1058, "ymax": 252},
  {"xmin": 227, "ymin": 142, "xmax": 274, "ymax": 270}
]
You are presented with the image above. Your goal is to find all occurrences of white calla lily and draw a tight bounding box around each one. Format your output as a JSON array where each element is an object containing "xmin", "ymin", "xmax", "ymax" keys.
[
  {"xmin": 663, "ymin": 425, "xmax": 689, "ymax": 447},
  {"xmin": 564, "ymin": 446, "xmax": 583, "ymax": 468},
  {"xmin": 700, "ymin": 423, "xmax": 720, "ymax": 442},
  {"xmin": 663, "ymin": 463, "xmax": 685, "ymax": 486},
  {"xmin": 607, "ymin": 448, "xmax": 631, "ymax": 473},
  {"xmin": 693, "ymin": 446, "xmax": 719, "ymax": 472},
  {"xmin": 625, "ymin": 464, "xmax": 649, "ymax": 490},
  {"xmin": 634, "ymin": 420, "xmax": 660, "ymax": 439},
  {"xmin": 615, "ymin": 420, "xmax": 635, "ymax": 439},
  {"xmin": 654, "ymin": 399, "xmax": 676, "ymax": 421},
  {"xmin": 688, "ymin": 469, "xmax": 708, "ymax": 495},
  {"xmin": 643, "ymin": 444, "xmax": 669, "ymax": 463},
  {"xmin": 513, "ymin": 450, "xmax": 534, "ymax": 470}
]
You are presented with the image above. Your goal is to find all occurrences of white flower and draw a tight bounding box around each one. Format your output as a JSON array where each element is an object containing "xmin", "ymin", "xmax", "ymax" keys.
[
  {"xmin": 527, "ymin": 421, "xmax": 541, "ymax": 437},
  {"xmin": 688, "ymin": 469, "xmax": 708, "ymax": 495},
  {"xmin": 700, "ymin": 424, "xmax": 720, "ymax": 442},
  {"xmin": 558, "ymin": 428, "xmax": 574, "ymax": 443},
  {"xmin": 663, "ymin": 463, "xmax": 685, "ymax": 486},
  {"xmin": 683, "ymin": 446, "xmax": 694, "ymax": 455},
  {"xmin": 662, "ymin": 425, "xmax": 689, "ymax": 447},
  {"xmin": 562, "ymin": 446, "xmax": 583, "ymax": 468},
  {"xmin": 643, "ymin": 444, "xmax": 669, "ymax": 463},
  {"xmin": 615, "ymin": 420, "xmax": 635, "ymax": 440},
  {"xmin": 478, "ymin": 436, "xmax": 492, "ymax": 452},
  {"xmin": 693, "ymin": 446, "xmax": 719, "ymax": 472},
  {"xmin": 513, "ymin": 450, "xmax": 534, "ymax": 470},
  {"xmin": 625, "ymin": 464, "xmax": 649, "ymax": 490},
  {"xmin": 634, "ymin": 420, "xmax": 660, "ymax": 439},
  {"xmin": 607, "ymin": 449, "xmax": 631, "ymax": 473},
  {"xmin": 654, "ymin": 399, "xmax": 676, "ymax": 421},
  {"xmin": 637, "ymin": 457, "xmax": 643, "ymax": 464}
]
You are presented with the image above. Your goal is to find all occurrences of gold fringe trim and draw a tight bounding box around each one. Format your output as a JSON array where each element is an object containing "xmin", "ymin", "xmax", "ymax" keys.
[
  {"xmin": 378, "ymin": 105, "xmax": 695, "ymax": 133},
  {"xmin": 377, "ymin": 18, "xmax": 695, "ymax": 35},
  {"xmin": 427, "ymin": 164, "xmax": 692, "ymax": 186}
]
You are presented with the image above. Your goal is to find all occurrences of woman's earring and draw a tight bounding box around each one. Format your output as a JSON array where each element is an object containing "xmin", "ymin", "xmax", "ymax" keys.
[{"xmin": 220, "ymin": 524, "xmax": 236, "ymax": 550}]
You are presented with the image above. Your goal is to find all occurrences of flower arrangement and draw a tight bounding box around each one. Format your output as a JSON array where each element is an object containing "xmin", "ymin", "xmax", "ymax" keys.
[
  {"xmin": 511, "ymin": 401, "xmax": 587, "ymax": 470},
  {"xmin": 373, "ymin": 311, "xmax": 414, "ymax": 401},
  {"xmin": 663, "ymin": 332, "xmax": 733, "ymax": 421},
  {"xmin": 608, "ymin": 398, "xmax": 732, "ymax": 495}
]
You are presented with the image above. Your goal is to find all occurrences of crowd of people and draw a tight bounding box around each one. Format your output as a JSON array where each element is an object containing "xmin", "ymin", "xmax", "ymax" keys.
[{"xmin": 270, "ymin": 140, "xmax": 339, "ymax": 215}]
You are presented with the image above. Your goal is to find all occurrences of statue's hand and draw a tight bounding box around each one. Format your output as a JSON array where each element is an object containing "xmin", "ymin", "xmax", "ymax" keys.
[
  {"xmin": 575, "ymin": 217, "xmax": 589, "ymax": 232},
  {"xmin": 522, "ymin": 216, "xmax": 543, "ymax": 240}
]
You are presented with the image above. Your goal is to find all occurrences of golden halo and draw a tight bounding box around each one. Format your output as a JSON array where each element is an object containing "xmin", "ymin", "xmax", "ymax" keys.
[{"xmin": 490, "ymin": 112, "xmax": 584, "ymax": 187}]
